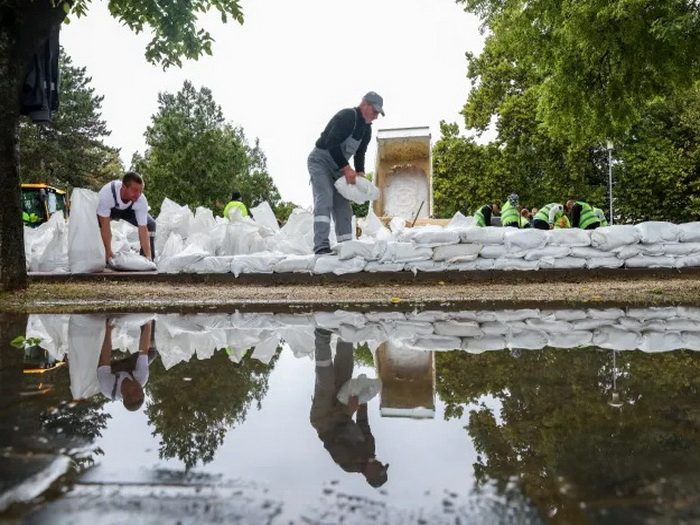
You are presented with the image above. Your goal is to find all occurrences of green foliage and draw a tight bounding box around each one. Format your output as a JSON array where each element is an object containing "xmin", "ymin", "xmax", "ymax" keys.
[
  {"xmin": 18, "ymin": 51, "xmax": 123, "ymax": 190},
  {"xmin": 134, "ymin": 80, "xmax": 284, "ymax": 217},
  {"xmin": 145, "ymin": 346, "xmax": 279, "ymax": 470},
  {"xmin": 67, "ymin": 0, "xmax": 244, "ymax": 68},
  {"xmin": 350, "ymin": 172, "xmax": 374, "ymax": 218},
  {"xmin": 10, "ymin": 335, "xmax": 42, "ymax": 350},
  {"xmin": 459, "ymin": 0, "xmax": 700, "ymax": 143},
  {"xmin": 436, "ymin": 347, "xmax": 700, "ymax": 515}
]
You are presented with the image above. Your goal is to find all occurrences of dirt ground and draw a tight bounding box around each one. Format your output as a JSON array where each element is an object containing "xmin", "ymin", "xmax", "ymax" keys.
[{"xmin": 1, "ymin": 269, "xmax": 700, "ymax": 313}]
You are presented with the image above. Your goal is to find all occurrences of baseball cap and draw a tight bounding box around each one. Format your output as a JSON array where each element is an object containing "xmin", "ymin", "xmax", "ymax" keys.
[{"xmin": 362, "ymin": 91, "xmax": 385, "ymax": 116}]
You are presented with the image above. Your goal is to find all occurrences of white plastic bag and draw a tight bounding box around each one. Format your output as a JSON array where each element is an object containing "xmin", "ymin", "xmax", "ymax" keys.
[
  {"xmin": 68, "ymin": 188, "xmax": 106, "ymax": 273},
  {"xmin": 336, "ymin": 374, "xmax": 382, "ymax": 404},
  {"xmin": 108, "ymin": 252, "xmax": 157, "ymax": 272},
  {"xmin": 334, "ymin": 176, "xmax": 380, "ymax": 204}
]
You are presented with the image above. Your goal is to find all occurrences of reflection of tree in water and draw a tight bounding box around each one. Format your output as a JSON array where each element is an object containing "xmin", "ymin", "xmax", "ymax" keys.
[
  {"xmin": 145, "ymin": 346, "xmax": 280, "ymax": 470},
  {"xmin": 436, "ymin": 348, "xmax": 700, "ymax": 521}
]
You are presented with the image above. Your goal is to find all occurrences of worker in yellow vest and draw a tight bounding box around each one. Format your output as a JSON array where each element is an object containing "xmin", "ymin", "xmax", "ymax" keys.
[
  {"xmin": 223, "ymin": 191, "xmax": 249, "ymax": 220},
  {"xmin": 565, "ymin": 200, "xmax": 601, "ymax": 230},
  {"xmin": 500, "ymin": 193, "xmax": 521, "ymax": 228}
]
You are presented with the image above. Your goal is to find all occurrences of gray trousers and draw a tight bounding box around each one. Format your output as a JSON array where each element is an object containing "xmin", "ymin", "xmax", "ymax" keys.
[
  {"xmin": 308, "ymin": 151, "xmax": 353, "ymax": 254},
  {"xmin": 310, "ymin": 328, "xmax": 354, "ymax": 433}
]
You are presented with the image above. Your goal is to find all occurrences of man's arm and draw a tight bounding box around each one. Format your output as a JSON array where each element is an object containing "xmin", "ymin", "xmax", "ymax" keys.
[
  {"xmin": 98, "ymin": 216, "xmax": 114, "ymax": 262},
  {"xmin": 137, "ymin": 226, "xmax": 152, "ymax": 260},
  {"xmin": 548, "ymin": 205, "xmax": 561, "ymax": 227},
  {"xmin": 98, "ymin": 320, "xmax": 113, "ymax": 366},
  {"xmin": 353, "ymin": 126, "xmax": 371, "ymax": 173}
]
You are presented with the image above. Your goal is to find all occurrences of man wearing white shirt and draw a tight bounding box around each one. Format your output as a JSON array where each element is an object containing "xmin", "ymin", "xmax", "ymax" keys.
[{"xmin": 96, "ymin": 172, "xmax": 155, "ymax": 262}]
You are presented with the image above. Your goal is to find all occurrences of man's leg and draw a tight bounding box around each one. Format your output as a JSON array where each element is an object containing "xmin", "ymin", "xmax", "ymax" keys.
[
  {"xmin": 309, "ymin": 158, "xmax": 335, "ymax": 254},
  {"xmin": 332, "ymin": 189, "xmax": 353, "ymax": 245},
  {"xmin": 146, "ymin": 215, "xmax": 156, "ymax": 259},
  {"xmin": 310, "ymin": 328, "xmax": 336, "ymax": 432}
]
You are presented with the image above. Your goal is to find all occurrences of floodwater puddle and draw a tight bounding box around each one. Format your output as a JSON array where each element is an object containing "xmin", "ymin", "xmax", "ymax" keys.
[{"xmin": 2, "ymin": 306, "xmax": 700, "ymax": 523}]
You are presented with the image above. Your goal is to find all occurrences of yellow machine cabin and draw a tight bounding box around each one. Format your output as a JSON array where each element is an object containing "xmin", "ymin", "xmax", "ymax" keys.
[{"xmin": 21, "ymin": 183, "xmax": 70, "ymax": 227}]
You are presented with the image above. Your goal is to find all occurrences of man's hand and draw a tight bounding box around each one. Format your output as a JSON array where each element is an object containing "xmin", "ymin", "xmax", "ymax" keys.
[{"xmin": 342, "ymin": 165, "xmax": 357, "ymax": 185}]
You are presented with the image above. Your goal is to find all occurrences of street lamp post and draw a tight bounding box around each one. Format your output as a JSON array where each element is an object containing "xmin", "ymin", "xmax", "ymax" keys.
[{"xmin": 606, "ymin": 140, "xmax": 614, "ymax": 225}]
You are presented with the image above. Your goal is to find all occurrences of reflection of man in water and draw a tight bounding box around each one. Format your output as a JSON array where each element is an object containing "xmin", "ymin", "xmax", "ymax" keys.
[
  {"xmin": 97, "ymin": 319, "xmax": 155, "ymax": 411},
  {"xmin": 310, "ymin": 328, "xmax": 388, "ymax": 487}
]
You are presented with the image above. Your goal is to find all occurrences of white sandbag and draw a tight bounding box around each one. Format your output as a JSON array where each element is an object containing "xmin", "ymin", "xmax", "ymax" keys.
[
  {"xmin": 406, "ymin": 260, "xmax": 449, "ymax": 273},
  {"xmin": 38, "ymin": 212, "xmax": 69, "ymax": 273},
  {"xmin": 433, "ymin": 320, "xmax": 484, "ymax": 338},
  {"xmin": 682, "ymin": 332, "xmax": 700, "ymax": 351},
  {"xmin": 68, "ymin": 189, "xmax": 105, "ymax": 273},
  {"xmin": 462, "ymin": 335, "xmax": 507, "ymax": 353},
  {"xmin": 337, "ymin": 239, "xmax": 387, "ymax": 261},
  {"xmin": 585, "ymin": 257, "xmax": 624, "ymax": 269},
  {"xmin": 381, "ymin": 320, "xmax": 433, "ymax": 340},
  {"xmin": 108, "ymin": 252, "xmax": 157, "ymax": 272},
  {"xmin": 432, "ymin": 243, "xmax": 482, "ymax": 263},
  {"xmin": 155, "ymin": 199, "xmax": 194, "ymax": 256},
  {"xmin": 273, "ymin": 254, "xmax": 316, "ymax": 273},
  {"xmin": 67, "ymin": 314, "xmax": 105, "ymax": 399},
  {"xmin": 230, "ymin": 252, "xmax": 285, "ymax": 277},
  {"xmin": 548, "ymin": 331, "xmax": 593, "ymax": 348},
  {"xmin": 401, "ymin": 226, "xmax": 460, "ymax": 247},
  {"xmin": 551, "ymin": 309, "xmax": 588, "ymax": 321},
  {"xmin": 614, "ymin": 245, "xmax": 642, "ymax": 259},
  {"xmin": 676, "ymin": 255, "xmax": 700, "ymax": 268},
  {"xmin": 157, "ymin": 234, "xmax": 207, "ymax": 273},
  {"xmin": 507, "ymin": 329, "xmax": 548, "ymax": 350},
  {"xmin": 523, "ymin": 246, "xmax": 571, "ymax": 261},
  {"xmin": 494, "ymin": 309, "xmax": 540, "ymax": 322},
  {"xmin": 493, "ymin": 258, "xmax": 540, "ymax": 271},
  {"xmin": 313, "ymin": 255, "xmax": 366, "ymax": 275},
  {"xmin": 626, "ymin": 307, "xmax": 679, "ymax": 320},
  {"xmin": 635, "ymin": 221, "xmax": 681, "ymax": 244},
  {"xmin": 357, "ymin": 206, "xmax": 392, "ymax": 240},
  {"xmin": 570, "ymin": 246, "xmax": 612, "ymax": 259},
  {"xmin": 186, "ymin": 256, "xmax": 236, "ymax": 274},
  {"xmin": 545, "ymin": 228, "xmax": 592, "ymax": 247},
  {"xmin": 336, "ymin": 374, "xmax": 382, "ymax": 404},
  {"xmin": 26, "ymin": 314, "xmax": 70, "ymax": 361},
  {"xmin": 525, "ymin": 318, "xmax": 573, "ymax": 334},
  {"xmin": 334, "ymin": 176, "xmax": 379, "ymax": 204},
  {"xmin": 450, "ymin": 258, "xmax": 496, "ymax": 271},
  {"xmin": 379, "ymin": 242, "xmax": 433, "ymax": 263},
  {"xmin": 665, "ymin": 319, "xmax": 700, "ymax": 332},
  {"xmin": 479, "ymin": 245, "xmax": 507, "ymax": 259},
  {"xmin": 678, "ymin": 306, "xmax": 700, "ymax": 320},
  {"xmin": 590, "ymin": 225, "xmax": 641, "ymax": 251},
  {"xmin": 460, "ymin": 226, "xmax": 505, "ymax": 245},
  {"xmin": 219, "ymin": 219, "xmax": 267, "ymax": 256},
  {"xmin": 407, "ymin": 335, "xmax": 462, "ymax": 351},
  {"xmin": 663, "ymin": 243, "xmax": 700, "ymax": 256},
  {"xmin": 638, "ymin": 331, "xmax": 683, "ymax": 352},
  {"xmin": 587, "ymin": 308, "xmax": 625, "ymax": 320},
  {"xmin": 624, "ymin": 255, "xmax": 676, "ymax": 268},
  {"xmin": 504, "ymin": 229, "xmax": 547, "ymax": 251},
  {"xmin": 446, "ymin": 212, "xmax": 476, "ymax": 229},
  {"xmin": 572, "ymin": 318, "xmax": 616, "ymax": 330},
  {"xmin": 266, "ymin": 208, "xmax": 314, "ymax": 255},
  {"xmin": 479, "ymin": 321, "xmax": 511, "ymax": 335},
  {"xmin": 364, "ymin": 261, "xmax": 405, "ymax": 272},
  {"xmin": 249, "ymin": 201, "xmax": 281, "ymax": 234},
  {"xmin": 540, "ymin": 257, "xmax": 587, "ymax": 269},
  {"xmin": 592, "ymin": 327, "xmax": 642, "ymax": 350},
  {"xmin": 338, "ymin": 323, "xmax": 385, "ymax": 343},
  {"xmin": 678, "ymin": 222, "xmax": 700, "ymax": 243}
]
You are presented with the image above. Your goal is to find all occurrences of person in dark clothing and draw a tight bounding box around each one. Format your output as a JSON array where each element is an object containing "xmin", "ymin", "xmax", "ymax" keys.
[
  {"xmin": 310, "ymin": 328, "xmax": 389, "ymax": 488},
  {"xmin": 565, "ymin": 200, "xmax": 601, "ymax": 230},
  {"xmin": 474, "ymin": 203, "xmax": 500, "ymax": 227},
  {"xmin": 308, "ymin": 92, "xmax": 384, "ymax": 255}
]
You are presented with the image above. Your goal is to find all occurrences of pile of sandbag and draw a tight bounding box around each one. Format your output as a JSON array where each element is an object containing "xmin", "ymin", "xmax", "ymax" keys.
[{"xmin": 26, "ymin": 306, "xmax": 700, "ymax": 392}]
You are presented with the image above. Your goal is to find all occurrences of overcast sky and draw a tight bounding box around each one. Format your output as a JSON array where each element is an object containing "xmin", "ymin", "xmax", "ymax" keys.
[{"xmin": 61, "ymin": 0, "xmax": 485, "ymax": 208}]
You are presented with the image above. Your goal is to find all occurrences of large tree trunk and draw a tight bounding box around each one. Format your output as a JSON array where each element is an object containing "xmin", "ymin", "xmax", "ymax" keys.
[{"xmin": 0, "ymin": 1, "xmax": 66, "ymax": 291}]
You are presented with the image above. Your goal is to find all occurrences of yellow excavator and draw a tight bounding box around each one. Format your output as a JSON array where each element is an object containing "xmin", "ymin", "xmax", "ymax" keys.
[{"xmin": 20, "ymin": 183, "xmax": 70, "ymax": 227}]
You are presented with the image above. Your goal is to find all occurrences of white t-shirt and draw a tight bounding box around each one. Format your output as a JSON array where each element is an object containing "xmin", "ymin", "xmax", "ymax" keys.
[
  {"xmin": 97, "ymin": 353, "xmax": 150, "ymax": 400},
  {"xmin": 96, "ymin": 180, "xmax": 150, "ymax": 227}
]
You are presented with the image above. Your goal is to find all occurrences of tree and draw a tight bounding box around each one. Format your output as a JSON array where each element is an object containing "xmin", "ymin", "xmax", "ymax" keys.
[
  {"xmin": 0, "ymin": 0, "xmax": 245, "ymax": 291},
  {"xmin": 19, "ymin": 51, "xmax": 123, "ymax": 189},
  {"xmin": 145, "ymin": 347, "xmax": 279, "ymax": 470},
  {"xmin": 134, "ymin": 80, "xmax": 284, "ymax": 217},
  {"xmin": 458, "ymin": 0, "xmax": 700, "ymax": 143}
]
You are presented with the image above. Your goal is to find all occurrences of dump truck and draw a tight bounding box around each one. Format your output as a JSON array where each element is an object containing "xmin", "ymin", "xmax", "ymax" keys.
[{"xmin": 373, "ymin": 126, "xmax": 437, "ymax": 226}]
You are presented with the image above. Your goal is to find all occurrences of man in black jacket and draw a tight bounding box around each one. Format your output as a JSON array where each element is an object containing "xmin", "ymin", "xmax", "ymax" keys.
[{"xmin": 308, "ymin": 92, "xmax": 384, "ymax": 255}]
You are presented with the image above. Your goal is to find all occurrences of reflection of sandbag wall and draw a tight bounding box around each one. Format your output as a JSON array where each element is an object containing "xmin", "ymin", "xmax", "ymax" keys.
[{"xmin": 26, "ymin": 307, "xmax": 700, "ymax": 392}]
